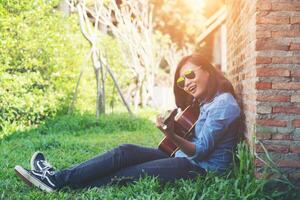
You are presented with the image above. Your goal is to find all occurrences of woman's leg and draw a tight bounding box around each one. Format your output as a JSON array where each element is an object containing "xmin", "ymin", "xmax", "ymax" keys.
[
  {"xmin": 54, "ymin": 144, "xmax": 168, "ymax": 188},
  {"xmin": 78, "ymin": 157, "xmax": 206, "ymax": 189}
]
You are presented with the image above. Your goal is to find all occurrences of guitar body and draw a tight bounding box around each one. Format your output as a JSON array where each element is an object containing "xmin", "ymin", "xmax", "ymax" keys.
[{"xmin": 158, "ymin": 104, "xmax": 200, "ymax": 157}]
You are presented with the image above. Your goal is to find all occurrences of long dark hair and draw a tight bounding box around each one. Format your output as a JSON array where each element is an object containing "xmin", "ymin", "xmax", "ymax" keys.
[{"xmin": 174, "ymin": 53, "xmax": 236, "ymax": 109}]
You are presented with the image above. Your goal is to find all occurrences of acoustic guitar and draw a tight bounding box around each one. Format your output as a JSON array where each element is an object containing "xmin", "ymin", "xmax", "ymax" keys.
[{"xmin": 157, "ymin": 104, "xmax": 200, "ymax": 156}]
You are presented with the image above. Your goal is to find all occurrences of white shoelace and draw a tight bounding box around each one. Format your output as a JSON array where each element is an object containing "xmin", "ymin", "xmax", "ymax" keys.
[
  {"xmin": 40, "ymin": 160, "xmax": 53, "ymax": 169},
  {"xmin": 40, "ymin": 160, "xmax": 55, "ymax": 179}
]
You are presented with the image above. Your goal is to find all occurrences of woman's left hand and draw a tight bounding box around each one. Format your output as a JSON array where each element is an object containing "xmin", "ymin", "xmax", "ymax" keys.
[
  {"xmin": 155, "ymin": 115, "xmax": 165, "ymax": 128},
  {"xmin": 156, "ymin": 115, "xmax": 175, "ymax": 138}
]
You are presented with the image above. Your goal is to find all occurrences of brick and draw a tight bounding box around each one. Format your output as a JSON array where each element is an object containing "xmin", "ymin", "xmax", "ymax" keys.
[
  {"xmin": 261, "ymin": 172, "xmax": 282, "ymax": 179},
  {"xmin": 277, "ymin": 126, "xmax": 294, "ymax": 134},
  {"xmin": 257, "ymin": 106, "xmax": 272, "ymax": 114},
  {"xmin": 273, "ymin": 106, "xmax": 300, "ymax": 114},
  {"xmin": 256, "ymin": 133, "xmax": 272, "ymax": 140},
  {"xmin": 272, "ymin": 56, "xmax": 300, "ymax": 64},
  {"xmin": 256, "ymin": 124, "xmax": 277, "ymax": 132},
  {"xmin": 257, "ymin": 94, "xmax": 290, "ymax": 102},
  {"xmin": 294, "ymin": 128, "xmax": 300, "ymax": 140},
  {"xmin": 291, "ymin": 24, "xmax": 300, "ymax": 31},
  {"xmin": 257, "ymin": 2, "xmax": 271, "ymax": 11},
  {"xmin": 256, "ymin": 31, "xmax": 271, "ymax": 39},
  {"xmin": 257, "ymin": 24, "xmax": 291, "ymax": 32},
  {"xmin": 288, "ymin": 172, "xmax": 300, "ymax": 182},
  {"xmin": 254, "ymin": 172, "xmax": 265, "ymax": 179},
  {"xmin": 255, "ymin": 158, "xmax": 265, "ymax": 167},
  {"xmin": 290, "ymin": 145, "xmax": 300, "ymax": 154},
  {"xmin": 256, "ymin": 56, "xmax": 272, "ymax": 64},
  {"xmin": 291, "ymin": 16, "xmax": 300, "ymax": 24},
  {"xmin": 256, "ymin": 144, "xmax": 264, "ymax": 153},
  {"xmin": 256, "ymin": 39, "xmax": 289, "ymax": 50},
  {"xmin": 256, "ymin": 143, "xmax": 289, "ymax": 153},
  {"xmin": 272, "ymin": 3, "xmax": 300, "ymax": 11},
  {"xmin": 291, "ymin": 70, "xmax": 300, "ymax": 77},
  {"xmin": 272, "ymin": 82, "xmax": 300, "ymax": 90},
  {"xmin": 277, "ymin": 160, "xmax": 300, "ymax": 169},
  {"xmin": 255, "ymin": 171, "xmax": 282, "ymax": 179},
  {"xmin": 257, "ymin": 119, "xmax": 288, "ymax": 127},
  {"xmin": 290, "ymin": 43, "xmax": 300, "ymax": 50},
  {"xmin": 256, "ymin": 67, "xmax": 290, "ymax": 77},
  {"xmin": 257, "ymin": 16, "xmax": 290, "ymax": 24},
  {"xmin": 272, "ymin": 134, "xmax": 293, "ymax": 140},
  {"xmin": 292, "ymin": 119, "xmax": 300, "ymax": 127},
  {"xmin": 256, "ymin": 82, "xmax": 272, "ymax": 89},
  {"xmin": 272, "ymin": 30, "xmax": 300, "ymax": 37},
  {"xmin": 291, "ymin": 95, "xmax": 300, "ymax": 102}
]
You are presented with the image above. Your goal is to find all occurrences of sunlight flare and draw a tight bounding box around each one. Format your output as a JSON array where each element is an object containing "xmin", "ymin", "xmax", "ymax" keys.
[{"xmin": 187, "ymin": 0, "xmax": 206, "ymax": 9}]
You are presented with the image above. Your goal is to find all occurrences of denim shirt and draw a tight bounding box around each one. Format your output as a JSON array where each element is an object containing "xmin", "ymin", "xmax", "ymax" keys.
[{"xmin": 175, "ymin": 92, "xmax": 241, "ymax": 172}]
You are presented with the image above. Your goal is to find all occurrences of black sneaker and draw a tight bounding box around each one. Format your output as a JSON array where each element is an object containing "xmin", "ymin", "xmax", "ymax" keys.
[
  {"xmin": 30, "ymin": 151, "xmax": 55, "ymax": 172},
  {"xmin": 14, "ymin": 165, "xmax": 57, "ymax": 192}
]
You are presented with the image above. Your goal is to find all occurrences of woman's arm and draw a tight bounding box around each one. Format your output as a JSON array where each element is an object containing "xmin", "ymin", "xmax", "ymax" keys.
[
  {"xmin": 156, "ymin": 114, "xmax": 196, "ymax": 156},
  {"xmin": 165, "ymin": 133, "xmax": 196, "ymax": 156},
  {"xmin": 190, "ymin": 94, "xmax": 241, "ymax": 160}
]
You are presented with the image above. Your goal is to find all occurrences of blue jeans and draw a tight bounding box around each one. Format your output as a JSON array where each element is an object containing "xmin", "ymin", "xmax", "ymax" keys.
[{"xmin": 54, "ymin": 144, "xmax": 206, "ymax": 189}]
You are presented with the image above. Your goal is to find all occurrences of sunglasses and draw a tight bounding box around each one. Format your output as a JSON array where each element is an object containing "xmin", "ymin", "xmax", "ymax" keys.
[{"xmin": 176, "ymin": 69, "xmax": 196, "ymax": 88}]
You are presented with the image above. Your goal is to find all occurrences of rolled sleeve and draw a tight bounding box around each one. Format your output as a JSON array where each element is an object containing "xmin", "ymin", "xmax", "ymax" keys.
[{"xmin": 188, "ymin": 95, "xmax": 240, "ymax": 161}]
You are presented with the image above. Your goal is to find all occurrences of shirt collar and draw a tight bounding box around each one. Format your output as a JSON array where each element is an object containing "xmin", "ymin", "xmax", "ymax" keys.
[{"xmin": 198, "ymin": 91, "xmax": 223, "ymax": 107}]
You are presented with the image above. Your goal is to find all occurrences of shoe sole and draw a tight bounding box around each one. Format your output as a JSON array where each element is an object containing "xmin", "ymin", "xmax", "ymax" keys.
[
  {"xmin": 14, "ymin": 165, "xmax": 54, "ymax": 193},
  {"xmin": 30, "ymin": 151, "xmax": 43, "ymax": 171}
]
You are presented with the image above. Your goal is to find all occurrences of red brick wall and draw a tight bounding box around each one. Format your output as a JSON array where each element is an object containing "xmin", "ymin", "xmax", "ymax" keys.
[
  {"xmin": 226, "ymin": 0, "xmax": 257, "ymax": 143},
  {"xmin": 226, "ymin": 0, "xmax": 300, "ymax": 180}
]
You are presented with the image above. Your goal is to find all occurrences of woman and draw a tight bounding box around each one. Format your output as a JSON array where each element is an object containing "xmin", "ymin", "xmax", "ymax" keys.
[{"xmin": 14, "ymin": 53, "xmax": 241, "ymax": 192}]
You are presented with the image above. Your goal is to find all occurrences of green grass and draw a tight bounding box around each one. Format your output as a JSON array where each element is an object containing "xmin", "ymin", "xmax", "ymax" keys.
[{"xmin": 0, "ymin": 111, "xmax": 299, "ymax": 200}]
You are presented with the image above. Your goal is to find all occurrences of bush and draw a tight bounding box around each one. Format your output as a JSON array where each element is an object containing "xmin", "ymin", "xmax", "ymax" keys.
[{"xmin": 0, "ymin": 1, "xmax": 89, "ymax": 131}]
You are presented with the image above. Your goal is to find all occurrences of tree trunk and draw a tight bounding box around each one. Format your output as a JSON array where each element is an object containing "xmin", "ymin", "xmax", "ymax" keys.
[
  {"xmin": 58, "ymin": 0, "xmax": 70, "ymax": 16},
  {"xmin": 133, "ymin": 77, "xmax": 142, "ymax": 111},
  {"xmin": 100, "ymin": 56, "xmax": 105, "ymax": 114},
  {"xmin": 141, "ymin": 79, "xmax": 146, "ymax": 108},
  {"xmin": 145, "ymin": 70, "xmax": 155, "ymax": 107},
  {"xmin": 95, "ymin": 68, "xmax": 105, "ymax": 118},
  {"xmin": 105, "ymin": 62, "xmax": 132, "ymax": 115}
]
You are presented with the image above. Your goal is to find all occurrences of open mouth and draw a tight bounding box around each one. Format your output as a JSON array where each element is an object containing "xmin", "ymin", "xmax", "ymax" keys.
[{"xmin": 189, "ymin": 86, "xmax": 196, "ymax": 93}]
